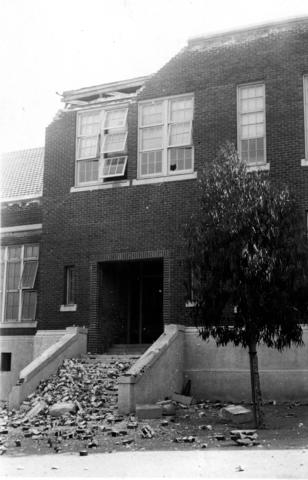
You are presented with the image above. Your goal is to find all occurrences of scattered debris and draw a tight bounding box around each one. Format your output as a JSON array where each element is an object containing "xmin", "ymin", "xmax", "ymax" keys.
[
  {"xmin": 79, "ymin": 450, "xmax": 88, "ymax": 456},
  {"xmin": 236, "ymin": 465, "xmax": 244, "ymax": 472},
  {"xmin": 136, "ymin": 404, "xmax": 162, "ymax": 419},
  {"xmin": 141, "ymin": 425, "xmax": 155, "ymax": 439},
  {"xmin": 172, "ymin": 393, "xmax": 193, "ymax": 406},
  {"xmin": 219, "ymin": 405, "xmax": 253, "ymax": 424},
  {"xmin": 24, "ymin": 401, "xmax": 47, "ymax": 421},
  {"xmin": 49, "ymin": 402, "xmax": 77, "ymax": 417}
]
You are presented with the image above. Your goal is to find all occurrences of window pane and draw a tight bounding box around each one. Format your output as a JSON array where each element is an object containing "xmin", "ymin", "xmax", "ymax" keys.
[
  {"xmin": 141, "ymin": 151, "xmax": 163, "ymax": 176},
  {"xmin": 8, "ymin": 247, "xmax": 21, "ymax": 260},
  {"xmin": 65, "ymin": 267, "xmax": 75, "ymax": 305},
  {"xmin": 239, "ymin": 84, "xmax": 265, "ymax": 164},
  {"xmin": 22, "ymin": 291, "xmax": 37, "ymax": 320},
  {"xmin": 141, "ymin": 126, "xmax": 163, "ymax": 150},
  {"xmin": 21, "ymin": 261, "xmax": 38, "ymax": 289},
  {"xmin": 78, "ymin": 111, "xmax": 101, "ymax": 136},
  {"xmin": 141, "ymin": 103, "xmax": 163, "ymax": 126},
  {"xmin": 169, "ymin": 147, "xmax": 192, "ymax": 172},
  {"xmin": 77, "ymin": 137, "xmax": 99, "ymax": 159},
  {"xmin": 24, "ymin": 245, "xmax": 39, "ymax": 259},
  {"xmin": 5, "ymin": 292, "xmax": 19, "ymax": 321},
  {"xmin": 103, "ymin": 132, "xmax": 127, "ymax": 153},
  {"xmin": 169, "ymin": 122, "xmax": 191, "ymax": 146},
  {"xmin": 6, "ymin": 262, "xmax": 21, "ymax": 290},
  {"xmin": 100, "ymin": 156, "xmax": 127, "ymax": 178},
  {"xmin": 104, "ymin": 109, "xmax": 127, "ymax": 129},
  {"xmin": 77, "ymin": 160, "xmax": 99, "ymax": 184},
  {"xmin": 170, "ymin": 97, "xmax": 193, "ymax": 122}
]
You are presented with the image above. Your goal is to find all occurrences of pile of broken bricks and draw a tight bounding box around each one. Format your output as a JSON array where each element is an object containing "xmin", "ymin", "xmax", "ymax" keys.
[{"xmin": 0, "ymin": 356, "xmax": 261, "ymax": 455}]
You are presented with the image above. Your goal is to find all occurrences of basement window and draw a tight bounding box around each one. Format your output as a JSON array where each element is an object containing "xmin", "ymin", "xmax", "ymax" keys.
[{"xmin": 0, "ymin": 352, "xmax": 11, "ymax": 372}]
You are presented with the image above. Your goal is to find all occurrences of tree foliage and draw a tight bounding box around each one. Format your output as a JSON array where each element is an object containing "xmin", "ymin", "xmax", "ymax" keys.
[{"xmin": 185, "ymin": 144, "xmax": 308, "ymax": 350}]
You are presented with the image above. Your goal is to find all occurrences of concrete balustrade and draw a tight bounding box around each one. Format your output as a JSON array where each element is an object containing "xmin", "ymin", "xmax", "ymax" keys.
[{"xmin": 8, "ymin": 326, "xmax": 87, "ymax": 409}]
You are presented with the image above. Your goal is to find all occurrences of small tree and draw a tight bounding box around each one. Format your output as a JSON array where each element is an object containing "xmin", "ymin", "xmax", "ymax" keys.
[{"xmin": 185, "ymin": 144, "xmax": 308, "ymax": 427}]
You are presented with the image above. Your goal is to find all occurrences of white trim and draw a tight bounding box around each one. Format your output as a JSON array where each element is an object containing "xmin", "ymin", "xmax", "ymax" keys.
[
  {"xmin": 60, "ymin": 304, "xmax": 77, "ymax": 312},
  {"xmin": 237, "ymin": 82, "xmax": 266, "ymax": 166},
  {"xmin": 70, "ymin": 180, "xmax": 130, "ymax": 193},
  {"xmin": 0, "ymin": 224, "xmax": 42, "ymax": 234},
  {"xmin": 132, "ymin": 172, "xmax": 197, "ymax": 186},
  {"xmin": 301, "ymin": 159, "xmax": 308, "ymax": 167},
  {"xmin": 0, "ymin": 194, "xmax": 41, "ymax": 203},
  {"xmin": 304, "ymin": 75, "xmax": 308, "ymax": 161},
  {"xmin": 138, "ymin": 94, "xmax": 194, "ymax": 179},
  {"xmin": 0, "ymin": 321, "xmax": 37, "ymax": 329},
  {"xmin": 247, "ymin": 163, "xmax": 270, "ymax": 172}
]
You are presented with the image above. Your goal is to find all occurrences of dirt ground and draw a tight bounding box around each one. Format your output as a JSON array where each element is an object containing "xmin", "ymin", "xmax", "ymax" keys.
[{"xmin": 1, "ymin": 402, "xmax": 307, "ymax": 457}]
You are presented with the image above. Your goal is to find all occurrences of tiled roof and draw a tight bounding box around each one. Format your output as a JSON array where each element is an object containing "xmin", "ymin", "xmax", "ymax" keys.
[{"xmin": 0, "ymin": 147, "xmax": 44, "ymax": 201}]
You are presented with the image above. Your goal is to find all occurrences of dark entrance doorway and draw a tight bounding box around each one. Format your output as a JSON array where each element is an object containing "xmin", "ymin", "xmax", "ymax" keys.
[{"xmin": 100, "ymin": 259, "xmax": 164, "ymax": 346}]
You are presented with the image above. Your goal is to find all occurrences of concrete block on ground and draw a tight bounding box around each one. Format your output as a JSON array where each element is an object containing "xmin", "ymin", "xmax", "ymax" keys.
[
  {"xmin": 172, "ymin": 393, "xmax": 193, "ymax": 406},
  {"xmin": 219, "ymin": 405, "xmax": 253, "ymax": 424},
  {"xmin": 136, "ymin": 404, "xmax": 163, "ymax": 419}
]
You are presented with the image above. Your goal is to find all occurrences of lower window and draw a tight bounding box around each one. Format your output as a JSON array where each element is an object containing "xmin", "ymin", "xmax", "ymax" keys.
[{"xmin": 0, "ymin": 244, "xmax": 39, "ymax": 322}]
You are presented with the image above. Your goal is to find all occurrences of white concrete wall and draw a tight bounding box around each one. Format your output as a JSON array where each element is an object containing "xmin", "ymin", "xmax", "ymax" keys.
[
  {"xmin": 0, "ymin": 336, "xmax": 35, "ymax": 400},
  {"xmin": 118, "ymin": 324, "xmax": 184, "ymax": 414},
  {"xmin": 9, "ymin": 327, "xmax": 87, "ymax": 409},
  {"xmin": 33, "ymin": 330, "xmax": 66, "ymax": 358},
  {"xmin": 184, "ymin": 327, "xmax": 308, "ymax": 402}
]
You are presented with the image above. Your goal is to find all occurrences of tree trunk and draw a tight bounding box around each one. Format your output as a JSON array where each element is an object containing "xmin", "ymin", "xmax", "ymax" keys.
[{"xmin": 248, "ymin": 340, "xmax": 264, "ymax": 428}]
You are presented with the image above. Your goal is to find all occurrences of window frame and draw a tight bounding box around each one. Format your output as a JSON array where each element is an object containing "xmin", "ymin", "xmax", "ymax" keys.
[
  {"xmin": 304, "ymin": 75, "xmax": 308, "ymax": 160},
  {"xmin": 138, "ymin": 93, "xmax": 194, "ymax": 179},
  {"xmin": 75, "ymin": 105, "xmax": 128, "ymax": 187},
  {"xmin": 64, "ymin": 266, "xmax": 75, "ymax": 306},
  {"xmin": 0, "ymin": 244, "xmax": 39, "ymax": 323},
  {"xmin": 237, "ymin": 82, "xmax": 267, "ymax": 166}
]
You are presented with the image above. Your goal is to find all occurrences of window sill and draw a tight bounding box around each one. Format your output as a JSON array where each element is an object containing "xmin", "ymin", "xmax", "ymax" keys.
[
  {"xmin": 70, "ymin": 180, "xmax": 130, "ymax": 193},
  {"xmin": 60, "ymin": 304, "xmax": 77, "ymax": 312},
  {"xmin": 301, "ymin": 159, "xmax": 308, "ymax": 167},
  {"xmin": 0, "ymin": 321, "xmax": 37, "ymax": 329},
  {"xmin": 132, "ymin": 172, "xmax": 197, "ymax": 186},
  {"xmin": 246, "ymin": 163, "xmax": 270, "ymax": 172}
]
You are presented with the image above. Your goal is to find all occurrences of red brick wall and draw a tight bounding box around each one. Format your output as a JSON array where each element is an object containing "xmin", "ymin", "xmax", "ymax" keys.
[{"xmin": 40, "ymin": 21, "xmax": 308, "ymax": 351}]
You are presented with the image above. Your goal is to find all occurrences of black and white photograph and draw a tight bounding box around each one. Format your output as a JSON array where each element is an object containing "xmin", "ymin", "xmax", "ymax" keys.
[{"xmin": 0, "ymin": 0, "xmax": 308, "ymax": 478}]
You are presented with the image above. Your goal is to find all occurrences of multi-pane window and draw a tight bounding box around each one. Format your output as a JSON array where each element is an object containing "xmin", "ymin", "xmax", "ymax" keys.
[
  {"xmin": 238, "ymin": 84, "xmax": 266, "ymax": 165},
  {"xmin": 139, "ymin": 95, "xmax": 194, "ymax": 178},
  {"xmin": 76, "ymin": 106, "xmax": 128, "ymax": 185},
  {"xmin": 304, "ymin": 76, "xmax": 308, "ymax": 159},
  {"xmin": 0, "ymin": 245, "xmax": 39, "ymax": 322},
  {"xmin": 64, "ymin": 266, "xmax": 75, "ymax": 305}
]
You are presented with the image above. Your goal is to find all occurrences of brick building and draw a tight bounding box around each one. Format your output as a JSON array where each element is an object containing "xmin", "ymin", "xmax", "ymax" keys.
[
  {"xmin": 1, "ymin": 16, "xmax": 308, "ymax": 401},
  {"xmin": 39, "ymin": 17, "xmax": 308, "ymax": 353},
  {"xmin": 0, "ymin": 148, "xmax": 43, "ymax": 397}
]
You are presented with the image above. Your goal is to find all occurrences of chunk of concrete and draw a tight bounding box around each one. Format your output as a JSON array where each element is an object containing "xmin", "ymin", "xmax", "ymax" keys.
[
  {"xmin": 172, "ymin": 393, "xmax": 193, "ymax": 406},
  {"xmin": 49, "ymin": 402, "xmax": 77, "ymax": 417},
  {"xmin": 219, "ymin": 405, "xmax": 253, "ymax": 424},
  {"xmin": 24, "ymin": 401, "xmax": 47, "ymax": 421},
  {"xmin": 136, "ymin": 404, "xmax": 162, "ymax": 419}
]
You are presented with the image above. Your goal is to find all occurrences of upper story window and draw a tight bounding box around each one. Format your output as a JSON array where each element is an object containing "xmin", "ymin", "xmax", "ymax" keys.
[
  {"xmin": 304, "ymin": 76, "xmax": 308, "ymax": 160},
  {"xmin": 237, "ymin": 83, "xmax": 266, "ymax": 165},
  {"xmin": 76, "ymin": 106, "xmax": 128, "ymax": 185},
  {"xmin": 138, "ymin": 94, "xmax": 194, "ymax": 178},
  {"xmin": 0, "ymin": 244, "xmax": 39, "ymax": 322}
]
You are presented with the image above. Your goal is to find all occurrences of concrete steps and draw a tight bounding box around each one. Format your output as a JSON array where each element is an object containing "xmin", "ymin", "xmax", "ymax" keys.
[{"xmin": 107, "ymin": 344, "xmax": 151, "ymax": 355}]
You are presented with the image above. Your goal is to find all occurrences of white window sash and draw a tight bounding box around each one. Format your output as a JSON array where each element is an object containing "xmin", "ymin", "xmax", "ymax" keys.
[
  {"xmin": 99, "ymin": 156, "xmax": 128, "ymax": 178},
  {"xmin": 138, "ymin": 94, "xmax": 194, "ymax": 179},
  {"xmin": 168, "ymin": 121, "xmax": 193, "ymax": 147},
  {"xmin": 101, "ymin": 131, "xmax": 128, "ymax": 154},
  {"xmin": 237, "ymin": 83, "xmax": 266, "ymax": 164},
  {"xmin": 20, "ymin": 260, "xmax": 39, "ymax": 289},
  {"xmin": 104, "ymin": 108, "xmax": 128, "ymax": 130},
  {"xmin": 304, "ymin": 76, "xmax": 308, "ymax": 160}
]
